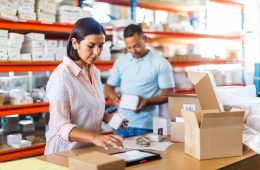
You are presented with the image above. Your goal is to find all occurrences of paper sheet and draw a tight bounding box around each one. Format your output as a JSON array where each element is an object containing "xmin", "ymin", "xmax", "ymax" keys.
[
  {"xmin": 123, "ymin": 137, "xmax": 173, "ymax": 151},
  {"xmin": 0, "ymin": 158, "xmax": 68, "ymax": 170}
]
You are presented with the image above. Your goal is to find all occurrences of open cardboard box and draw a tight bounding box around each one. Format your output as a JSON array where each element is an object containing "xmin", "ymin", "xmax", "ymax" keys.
[
  {"xmin": 182, "ymin": 71, "xmax": 245, "ymax": 160},
  {"xmin": 168, "ymin": 94, "xmax": 201, "ymax": 142}
]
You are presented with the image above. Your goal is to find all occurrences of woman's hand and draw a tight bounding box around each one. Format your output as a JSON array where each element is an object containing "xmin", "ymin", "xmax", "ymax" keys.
[{"xmin": 92, "ymin": 134, "xmax": 124, "ymax": 150}]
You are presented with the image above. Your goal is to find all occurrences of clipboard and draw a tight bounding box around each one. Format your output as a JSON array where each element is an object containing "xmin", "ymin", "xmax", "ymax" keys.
[{"xmin": 111, "ymin": 150, "xmax": 161, "ymax": 166}]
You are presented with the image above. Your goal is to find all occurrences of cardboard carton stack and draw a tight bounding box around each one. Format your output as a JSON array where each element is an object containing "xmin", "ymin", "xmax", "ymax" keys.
[
  {"xmin": 8, "ymin": 32, "xmax": 24, "ymax": 61},
  {"xmin": 21, "ymin": 33, "xmax": 45, "ymax": 61},
  {"xmin": 0, "ymin": 0, "xmax": 19, "ymax": 21},
  {"xmin": 0, "ymin": 29, "xmax": 8, "ymax": 61},
  {"xmin": 58, "ymin": 6, "xmax": 91, "ymax": 24},
  {"xmin": 181, "ymin": 71, "xmax": 245, "ymax": 160},
  {"xmin": 36, "ymin": 0, "xmax": 56, "ymax": 24},
  {"xmin": 18, "ymin": 0, "xmax": 36, "ymax": 21}
]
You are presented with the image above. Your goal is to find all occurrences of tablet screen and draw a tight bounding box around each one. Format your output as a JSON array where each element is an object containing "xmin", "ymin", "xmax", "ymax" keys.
[{"xmin": 111, "ymin": 150, "xmax": 161, "ymax": 166}]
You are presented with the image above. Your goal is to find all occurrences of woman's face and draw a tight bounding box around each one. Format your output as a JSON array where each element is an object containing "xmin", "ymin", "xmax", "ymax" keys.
[{"xmin": 72, "ymin": 33, "xmax": 105, "ymax": 65}]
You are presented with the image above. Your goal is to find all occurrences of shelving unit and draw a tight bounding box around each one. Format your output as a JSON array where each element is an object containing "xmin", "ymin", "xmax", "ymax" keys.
[{"xmin": 0, "ymin": 0, "xmax": 244, "ymax": 162}]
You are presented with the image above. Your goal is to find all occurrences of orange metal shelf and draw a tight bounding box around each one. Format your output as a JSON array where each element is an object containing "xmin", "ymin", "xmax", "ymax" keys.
[
  {"xmin": 170, "ymin": 60, "xmax": 242, "ymax": 67},
  {"xmin": 210, "ymin": 0, "xmax": 244, "ymax": 9},
  {"xmin": 0, "ymin": 99, "xmax": 113, "ymax": 117},
  {"xmin": 0, "ymin": 102, "xmax": 49, "ymax": 117},
  {"xmin": 0, "ymin": 19, "xmax": 73, "ymax": 33},
  {"xmin": 0, "ymin": 61, "xmax": 61, "ymax": 72},
  {"xmin": 0, "ymin": 60, "xmax": 242, "ymax": 73},
  {"xmin": 144, "ymin": 31, "xmax": 242, "ymax": 40},
  {"xmin": 96, "ymin": 0, "xmax": 187, "ymax": 14},
  {"xmin": 0, "ymin": 61, "xmax": 114, "ymax": 72},
  {"xmin": 0, "ymin": 143, "xmax": 45, "ymax": 162}
]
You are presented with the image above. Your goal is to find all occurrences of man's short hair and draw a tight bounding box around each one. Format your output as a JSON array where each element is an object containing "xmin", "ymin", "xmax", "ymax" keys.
[{"xmin": 123, "ymin": 24, "xmax": 144, "ymax": 38}]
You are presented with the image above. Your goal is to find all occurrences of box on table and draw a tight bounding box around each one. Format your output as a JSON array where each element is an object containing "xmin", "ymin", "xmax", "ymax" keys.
[
  {"xmin": 69, "ymin": 151, "xmax": 125, "ymax": 170},
  {"xmin": 168, "ymin": 94, "xmax": 201, "ymax": 121},
  {"xmin": 153, "ymin": 117, "xmax": 170, "ymax": 135},
  {"xmin": 168, "ymin": 94, "xmax": 201, "ymax": 142},
  {"xmin": 182, "ymin": 109, "xmax": 244, "ymax": 160},
  {"xmin": 170, "ymin": 118, "xmax": 184, "ymax": 142},
  {"xmin": 183, "ymin": 71, "xmax": 245, "ymax": 160}
]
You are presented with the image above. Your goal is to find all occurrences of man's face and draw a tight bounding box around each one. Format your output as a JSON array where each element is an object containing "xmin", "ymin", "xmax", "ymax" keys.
[{"xmin": 124, "ymin": 33, "xmax": 147, "ymax": 59}]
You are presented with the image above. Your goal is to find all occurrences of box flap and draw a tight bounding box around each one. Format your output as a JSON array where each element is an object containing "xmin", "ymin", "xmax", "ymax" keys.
[
  {"xmin": 195, "ymin": 110, "xmax": 219, "ymax": 126},
  {"xmin": 200, "ymin": 111, "xmax": 244, "ymax": 128},
  {"xmin": 187, "ymin": 71, "xmax": 224, "ymax": 112},
  {"xmin": 181, "ymin": 109, "xmax": 199, "ymax": 129},
  {"xmin": 230, "ymin": 107, "xmax": 249, "ymax": 122}
]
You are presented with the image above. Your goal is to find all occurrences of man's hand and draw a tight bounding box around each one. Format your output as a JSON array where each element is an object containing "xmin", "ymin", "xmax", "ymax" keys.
[
  {"xmin": 112, "ymin": 93, "xmax": 121, "ymax": 107},
  {"xmin": 133, "ymin": 96, "xmax": 148, "ymax": 113}
]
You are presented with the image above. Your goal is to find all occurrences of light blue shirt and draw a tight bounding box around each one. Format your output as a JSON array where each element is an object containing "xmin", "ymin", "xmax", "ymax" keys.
[{"xmin": 107, "ymin": 50, "xmax": 175, "ymax": 129}]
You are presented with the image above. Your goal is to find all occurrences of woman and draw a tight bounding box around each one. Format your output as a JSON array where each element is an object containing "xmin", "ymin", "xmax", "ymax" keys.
[{"xmin": 45, "ymin": 18, "xmax": 124, "ymax": 154}]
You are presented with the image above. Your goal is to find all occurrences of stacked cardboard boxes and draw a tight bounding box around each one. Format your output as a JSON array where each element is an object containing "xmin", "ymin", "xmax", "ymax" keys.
[{"xmin": 57, "ymin": 6, "xmax": 91, "ymax": 24}]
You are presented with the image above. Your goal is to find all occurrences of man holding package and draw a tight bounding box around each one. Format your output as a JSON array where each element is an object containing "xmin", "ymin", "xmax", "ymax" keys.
[{"xmin": 105, "ymin": 24, "xmax": 175, "ymax": 138}]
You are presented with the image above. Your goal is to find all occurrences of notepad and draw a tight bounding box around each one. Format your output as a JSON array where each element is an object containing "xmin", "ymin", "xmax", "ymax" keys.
[{"xmin": 0, "ymin": 158, "xmax": 68, "ymax": 170}]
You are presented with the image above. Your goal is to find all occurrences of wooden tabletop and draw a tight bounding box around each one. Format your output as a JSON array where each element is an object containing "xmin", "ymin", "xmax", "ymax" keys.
[{"xmin": 38, "ymin": 143, "xmax": 260, "ymax": 170}]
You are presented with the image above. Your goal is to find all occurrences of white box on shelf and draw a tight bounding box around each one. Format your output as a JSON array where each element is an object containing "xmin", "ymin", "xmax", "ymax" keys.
[
  {"xmin": 0, "ymin": 37, "xmax": 8, "ymax": 48},
  {"xmin": 9, "ymin": 33, "xmax": 24, "ymax": 42},
  {"xmin": 153, "ymin": 117, "xmax": 171, "ymax": 135},
  {"xmin": 0, "ymin": 29, "xmax": 8, "ymax": 37},
  {"xmin": 0, "ymin": 11, "xmax": 18, "ymax": 21},
  {"xmin": 119, "ymin": 94, "xmax": 139, "ymax": 110},
  {"xmin": 0, "ymin": 0, "xmax": 19, "ymax": 16},
  {"xmin": 22, "ymin": 47, "xmax": 44, "ymax": 54},
  {"xmin": 18, "ymin": 5, "xmax": 35, "ymax": 13},
  {"xmin": 32, "ymin": 53, "xmax": 45, "ymax": 61},
  {"xmin": 8, "ymin": 39, "xmax": 23, "ymax": 48},
  {"xmin": 20, "ymin": 53, "xmax": 32, "ymax": 61},
  {"xmin": 7, "ymin": 133, "xmax": 22, "ymax": 145},
  {"xmin": 45, "ymin": 40, "xmax": 57, "ymax": 48},
  {"xmin": 23, "ymin": 40, "xmax": 45, "ymax": 48},
  {"xmin": 25, "ymin": 33, "xmax": 45, "ymax": 41},
  {"xmin": 8, "ymin": 47, "xmax": 20, "ymax": 61},
  {"xmin": 11, "ymin": 140, "xmax": 32, "ymax": 148}
]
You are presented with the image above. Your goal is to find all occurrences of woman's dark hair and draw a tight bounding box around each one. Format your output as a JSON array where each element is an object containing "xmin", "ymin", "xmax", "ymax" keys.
[
  {"xmin": 67, "ymin": 17, "xmax": 106, "ymax": 60},
  {"xmin": 123, "ymin": 24, "xmax": 144, "ymax": 39}
]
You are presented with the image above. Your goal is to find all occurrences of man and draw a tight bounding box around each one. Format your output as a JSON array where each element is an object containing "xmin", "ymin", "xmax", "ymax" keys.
[{"xmin": 105, "ymin": 24, "xmax": 175, "ymax": 138}]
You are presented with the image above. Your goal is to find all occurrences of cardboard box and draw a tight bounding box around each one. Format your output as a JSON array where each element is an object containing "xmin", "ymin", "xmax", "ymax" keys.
[
  {"xmin": 182, "ymin": 109, "xmax": 244, "ymax": 160},
  {"xmin": 187, "ymin": 71, "xmax": 224, "ymax": 112},
  {"xmin": 183, "ymin": 71, "xmax": 245, "ymax": 160},
  {"xmin": 168, "ymin": 94, "xmax": 200, "ymax": 142},
  {"xmin": 168, "ymin": 94, "xmax": 201, "ymax": 121},
  {"xmin": 69, "ymin": 151, "xmax": 125, "ymax": 170}
]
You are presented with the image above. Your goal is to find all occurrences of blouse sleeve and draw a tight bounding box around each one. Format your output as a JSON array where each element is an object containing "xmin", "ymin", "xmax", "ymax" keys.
[{"xmin": 47, "ymin": 78, "xmax": 76, "ymax": 142}]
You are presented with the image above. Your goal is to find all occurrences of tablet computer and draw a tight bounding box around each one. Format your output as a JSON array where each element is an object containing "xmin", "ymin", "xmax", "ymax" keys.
[{"xmin": 111, "ymin": 150, "xmax": 161, "ymax": 166}]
